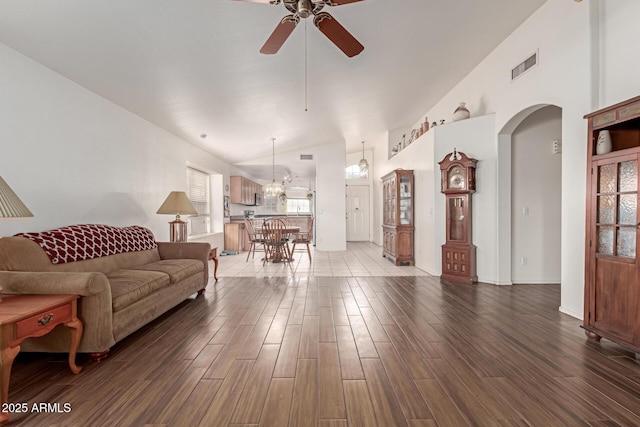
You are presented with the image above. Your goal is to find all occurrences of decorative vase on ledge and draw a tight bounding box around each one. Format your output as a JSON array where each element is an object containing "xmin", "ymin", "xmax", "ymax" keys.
[
  {"xmin": 452, "ymin": 102, "xmax": 471, "ymax": 121},
  {"xmin": 596, "ymin": 130, "xmax": 612, "ymax": 155}
]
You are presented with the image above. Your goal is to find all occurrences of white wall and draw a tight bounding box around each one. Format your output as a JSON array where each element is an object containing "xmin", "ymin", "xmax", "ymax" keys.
[
  {"xmin": 235, "ymin": 141, "xmax": 348, "ymax": 251},
  {"xmin": 374, "ymin": 126, "xmax": 437, "ymax": 275},
  {"xmin": 432, "ymin": 115, "xmax": 498, "ymax": 283},
  {"xmin": 0, "ymin": 37, "xmax": 350, "ymax": 253},
  {"xmin": 0, "ymin": 42, "xmax": 229, "ymax": 252},
  {"xmin": 314, "ymin": 141, "xmax": 347, "ymax": 251},
  {"xmin": 511, "ymin": 106, "xmax": 562, "ymax": 284},
  {"xmin": 372, "ymin": 0, "xmax": 640, "ymax": 318},
  {"xmin": 414, "ymin": 0, "xmax": 590, "ymax": 318},
  {"xmin": 599, "ymin": 1, "xmax": 640, "ymax": 107}
]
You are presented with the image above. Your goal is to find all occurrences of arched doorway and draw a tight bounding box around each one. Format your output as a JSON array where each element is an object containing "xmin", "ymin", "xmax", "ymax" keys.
[{"xmin": 497, "ymin": 104, "xmax": 563, "ymax": 285}]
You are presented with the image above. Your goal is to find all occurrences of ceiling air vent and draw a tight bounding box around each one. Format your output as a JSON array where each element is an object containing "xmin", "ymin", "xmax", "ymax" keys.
[
  {"xmin": 300, "ymin": 154, "xmax": 313, "ymax": 160},
  {"xmin": 511, "ymin": 51, "xmax": 538, "ymax": 81}
]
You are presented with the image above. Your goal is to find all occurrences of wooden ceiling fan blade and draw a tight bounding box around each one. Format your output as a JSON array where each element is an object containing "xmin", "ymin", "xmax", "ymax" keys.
[
  {"xmin": 324, "ymin": 0, "xmax": 364, "ymax": 5},
  {"xmin": 231, "ymin": 0, "xmax": 276, "ymax": 4},
  {"xmin": 260, "ymin": 15, "xmax": 299, "ymax": 54},
  {"xmin": 313, "ymin": 12, "xmax": 363, "ymax": 57}
]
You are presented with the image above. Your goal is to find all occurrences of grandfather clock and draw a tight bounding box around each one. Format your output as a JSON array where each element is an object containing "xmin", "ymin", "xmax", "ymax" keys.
[{"xmin": 439, "ymin": 149, "xmax": 478, "ymax": 284}]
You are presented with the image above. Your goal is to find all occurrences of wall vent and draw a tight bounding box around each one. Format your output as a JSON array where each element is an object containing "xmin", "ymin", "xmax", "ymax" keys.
[
  {"xmin": 300, "ymin": 154, "xmax": 313, "ymax": 160},
  {"xmin": 511, "ymin": 51, "xmax": 538, "ymax": 81}
]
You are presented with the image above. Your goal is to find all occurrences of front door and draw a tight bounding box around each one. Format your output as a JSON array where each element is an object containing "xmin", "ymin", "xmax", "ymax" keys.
[
  {"xmin": 346, "ymin": 185, "xmax": 370, "ymax": 241},
  {"xmin": 589, "ymin": 153, "xmax": 639, "ymax": 342}
]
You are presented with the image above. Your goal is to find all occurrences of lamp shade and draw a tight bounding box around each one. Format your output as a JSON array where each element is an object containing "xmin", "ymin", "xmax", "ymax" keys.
[
  {"xmin": 0, "ymin": 176, "xmax": 33, "ymax": 219},
  {"xmin": 156, "ymin": 191, "xmax": 198, "ymax": 216}
]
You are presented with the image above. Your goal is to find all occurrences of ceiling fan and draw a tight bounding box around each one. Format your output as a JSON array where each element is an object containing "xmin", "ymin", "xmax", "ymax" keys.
[{"xmin": 234, "ymin": 0, "xmax": 364, "ymax": 57}]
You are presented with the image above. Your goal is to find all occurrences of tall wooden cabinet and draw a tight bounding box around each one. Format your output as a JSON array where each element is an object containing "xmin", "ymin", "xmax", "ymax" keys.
[
  {"xmin": 381, "ymin": 169, "xmax": 414, "ymax": 266},
  {"xmin": 439, "ymin": 150, "xmax": 478, "ymax": 284},
  {"xmin": 583, "ymin": 95, "xmax": 640, "ymax": 353}
]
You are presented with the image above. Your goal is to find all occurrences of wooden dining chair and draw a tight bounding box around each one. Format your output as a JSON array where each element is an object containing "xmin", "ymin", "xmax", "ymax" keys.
[
  {"xmin": 244, "ymin": 218, "xmax": 265, "ymax": 262},
  {"xmin": 261, "ymin": 218, "xmax": 292, "ymax": 265},
  {"xmin": 290, "ymin": 217, "xmax": 314, "ymax": 261}
]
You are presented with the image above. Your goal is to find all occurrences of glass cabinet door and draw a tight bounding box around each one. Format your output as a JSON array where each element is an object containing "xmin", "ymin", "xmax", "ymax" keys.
[
  {"xmin": 399, "ymin": 175, "xmax": 412, "ymax": 225},
  {"xmin": 448, "ymin": 197, "xmax": 465, "ymax": 241},
  {"xmin": 595, "ymin": 157, "xmax": 638, "ymax": 259}
]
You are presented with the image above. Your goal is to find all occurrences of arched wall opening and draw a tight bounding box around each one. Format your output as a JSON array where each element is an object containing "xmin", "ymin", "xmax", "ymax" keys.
[{"xmin": 497, "ymin": 104, "xmax": 563, "ymax": 285}]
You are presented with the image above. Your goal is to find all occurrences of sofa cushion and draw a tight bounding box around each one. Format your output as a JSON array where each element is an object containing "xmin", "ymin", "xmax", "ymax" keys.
[
  {"xmin": 132, "ymin": 259, "xmax": 204, "ymax": 283},
  {"xmin": 108, "ymin": 269, "xmax": 171, "ymax": 311}
]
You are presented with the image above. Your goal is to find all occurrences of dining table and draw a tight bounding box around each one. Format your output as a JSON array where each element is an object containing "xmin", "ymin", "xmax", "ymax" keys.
[{"xmin": 255, "ymin": 225, "xmax": 301, "ymax": 263}]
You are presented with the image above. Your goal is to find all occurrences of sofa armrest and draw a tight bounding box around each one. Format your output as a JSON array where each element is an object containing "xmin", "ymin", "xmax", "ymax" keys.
[
  {"xmin": 0, "ymin": 271, "xmax": 109, "ymax": 296},
  {"xmin": 156, "ymin": 241, "xmax": 211, "ymax": 261},
  {"xmin": 156, "ymin": 241, "xmax": 211, "ymax": 283},
  {"xmin": 0, "ymin": 271, "xmax": 115, "ymax": 353}
]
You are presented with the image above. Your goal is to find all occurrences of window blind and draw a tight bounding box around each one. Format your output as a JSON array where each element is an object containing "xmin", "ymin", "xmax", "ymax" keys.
[{"xmin": 187, "ymin": 166, "xmax": 210, "ymax": 215}]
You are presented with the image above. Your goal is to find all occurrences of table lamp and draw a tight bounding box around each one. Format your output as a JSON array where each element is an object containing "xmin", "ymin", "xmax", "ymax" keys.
[
  {"xmin": 156, "ymin": 191, "xmax": 197, "ymax": 242},
  {"xmin": 0, "ymin": 176, "xmax": 34, "ymax": 300},
  {"xmin": 0, "ymin": 176, "xmax": 33, "ymax": 220}
]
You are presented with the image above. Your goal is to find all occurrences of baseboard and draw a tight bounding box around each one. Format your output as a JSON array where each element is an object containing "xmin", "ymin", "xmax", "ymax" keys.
[{"xmin": 559, "ymin": 306, "xmax": 583, "ymax": 320}]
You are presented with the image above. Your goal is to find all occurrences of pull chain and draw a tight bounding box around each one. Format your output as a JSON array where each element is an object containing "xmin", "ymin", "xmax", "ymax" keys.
[{"xmin": 304, "ymin": 19, "xmax": 308, "ymax": 112}]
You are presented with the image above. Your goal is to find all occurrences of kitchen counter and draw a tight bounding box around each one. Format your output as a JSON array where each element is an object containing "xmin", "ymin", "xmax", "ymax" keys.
[{"xmin": 230, "ymin": 214, "xmax": 312, "ymax": 221}]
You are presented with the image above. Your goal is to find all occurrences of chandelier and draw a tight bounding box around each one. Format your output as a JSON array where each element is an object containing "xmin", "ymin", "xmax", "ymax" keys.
[
  {"xmin": 264, "ymin": 138, "xmax": 285, "ymax": 198},
  {"xmin": 358, "ymin": 141, "xmax": 369, "ymax": 173}
]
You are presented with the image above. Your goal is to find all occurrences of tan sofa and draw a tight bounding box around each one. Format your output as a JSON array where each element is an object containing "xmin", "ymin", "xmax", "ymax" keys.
[{"xmin": 0, "ymin": 224, "xmax": 210, "ymax": 360}]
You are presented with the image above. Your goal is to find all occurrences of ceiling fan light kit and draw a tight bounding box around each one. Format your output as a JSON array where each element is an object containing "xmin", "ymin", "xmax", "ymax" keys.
[{"xmin": 238, "ymin": 0, "xmax": 364, "ymax": 57}]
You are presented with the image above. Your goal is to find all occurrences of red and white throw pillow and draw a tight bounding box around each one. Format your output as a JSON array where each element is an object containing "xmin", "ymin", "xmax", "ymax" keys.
[{"xmin": 15, "ymin": 224, "xmax": 157, "ymax": 264}]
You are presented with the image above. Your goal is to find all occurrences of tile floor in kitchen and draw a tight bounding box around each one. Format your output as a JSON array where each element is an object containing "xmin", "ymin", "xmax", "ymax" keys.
[{"xmin": 215, "ymin": 241, "xmax": 429, "ymax": 278}]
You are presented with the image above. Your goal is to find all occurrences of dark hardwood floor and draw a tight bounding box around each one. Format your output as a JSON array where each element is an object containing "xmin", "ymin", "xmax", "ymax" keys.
[{"xmin": 6, "ymin": 276, "xmax": 640, "ymax": 426}]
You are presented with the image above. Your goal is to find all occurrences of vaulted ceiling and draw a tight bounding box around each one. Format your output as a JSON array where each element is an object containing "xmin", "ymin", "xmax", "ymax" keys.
[{"xmin": 0, "ymin": 0, "xmax": 546, "ymax": 180}]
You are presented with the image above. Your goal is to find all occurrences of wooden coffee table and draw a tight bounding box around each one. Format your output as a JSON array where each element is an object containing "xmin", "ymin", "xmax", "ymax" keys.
[{"xmin": 0, "ymin": 294, "xmax": 83, "ymax": 425}]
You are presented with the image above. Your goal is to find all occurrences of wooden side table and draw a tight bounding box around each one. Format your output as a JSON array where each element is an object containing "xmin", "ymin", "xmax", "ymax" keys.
[
  {"xmin": 0, "ymin": 294, "xmax": 83, "ymax": 425},
  {"xmin": 209, "ymin": 247, "xmax": 218, "ymax": 282}
]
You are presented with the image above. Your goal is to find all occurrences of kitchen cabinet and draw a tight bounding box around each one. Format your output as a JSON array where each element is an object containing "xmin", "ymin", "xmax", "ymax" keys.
[
  {"xmin": 230, "ymin": 176, "xmax": 262, "ymax": 205},
  {"xmin": 224, "ymin": 222, "xmax": 248, "ymax": 252},
  {"xmin": 583, "ymin": 95, "xmax": 640, "ymax": 353}
]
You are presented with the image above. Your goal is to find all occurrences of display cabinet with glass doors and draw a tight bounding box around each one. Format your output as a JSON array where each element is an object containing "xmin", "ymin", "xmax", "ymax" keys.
[
  {"xmin": 381, "ymin": 169, "xmax": 414, "ymax": 265},
  {"xmin": 583, "ymin": 95, "xmax": 640, "ymax": 354}
]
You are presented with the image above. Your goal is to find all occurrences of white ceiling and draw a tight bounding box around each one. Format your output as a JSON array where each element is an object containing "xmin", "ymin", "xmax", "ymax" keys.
[{"xmin": 0, "ymin": 0, "xmax": 546, "ymax": 181}]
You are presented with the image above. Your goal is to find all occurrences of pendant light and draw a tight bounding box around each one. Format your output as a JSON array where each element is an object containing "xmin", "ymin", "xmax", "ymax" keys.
[
  {"xmin": 358, "ymin": 141, "xmax": 369, "ymax": 173},
  {"xmin": 264, "ymin": 138, "xmax": 285, "ymax": 198}
]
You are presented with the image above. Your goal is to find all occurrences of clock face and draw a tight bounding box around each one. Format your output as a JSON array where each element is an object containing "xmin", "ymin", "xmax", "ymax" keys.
[{"xmin": 448, "ymin": 166, "xmax": 465, "ymax": 189}]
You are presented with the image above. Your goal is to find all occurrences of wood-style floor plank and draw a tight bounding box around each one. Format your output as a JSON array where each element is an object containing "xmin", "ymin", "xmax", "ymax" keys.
[
  {"xmin": 298, "ymin": 315, "xmax": 319, "ymax": 359},
  {"xmin": 273, "ymin": 324, "xmax": 302, "ymax": 378},
  {"xmin": 258, "ymin": 378, "xmax": 294, "ymax": 427},
  {"xmin": 230, "ymin": 344, "xmax": 281, "ymax": 424},
  {"xmin": 8, "ymin": 278, "xmax": 640, "ymax": 426},
  {"xmin": 289, "ymin": 359, "xmax": 318, "ymax": 427},
  {"xmin": 318, "ymin": 342, "xmax": 347, "ymax": 419},
  {"xmin": 361, "ymin": 358, "xmax": 409, "ymax": 427},
  {"xmin": 264, "ymin": 307, "xmax": 291, "ymax": 344},
  {"xmin": 374, "ymin": 341, "xmax": 432, "ymax": 420},
  {"xmin": 348, "ymin": 315, "xmax": 378, "ymax": 358},
  {"xmin": 343, "ymin": 380, "xmax": 379, "ymax": 427},
  {"xmin": 198, "ymin": 359, "xmax": 255, "ymax": 426},
  {"xmin": 335, "ymin": 325, "xmax": 365, "ymax": 380},
  {"xmin": 170, "ymin": 379, "xmax": 223, "ymax": 426}
]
